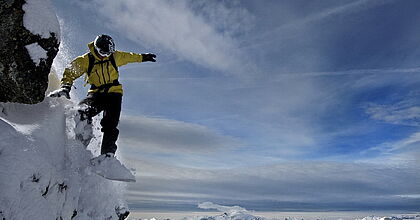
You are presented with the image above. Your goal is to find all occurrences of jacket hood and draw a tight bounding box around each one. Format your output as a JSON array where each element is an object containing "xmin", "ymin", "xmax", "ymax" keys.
[{"xmin": 87, "ymin": 41, "xmax": 101, "ymax": 59}]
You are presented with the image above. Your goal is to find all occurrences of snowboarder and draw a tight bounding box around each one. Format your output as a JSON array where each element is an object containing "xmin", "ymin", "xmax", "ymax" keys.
[{"xmin": 49, "ymin": 34, "xmax": 156, "ymax": 158}]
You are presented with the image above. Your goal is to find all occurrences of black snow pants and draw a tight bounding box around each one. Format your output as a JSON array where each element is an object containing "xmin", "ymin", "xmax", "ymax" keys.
[{"xmin": 78, "ymin": 92, "xmax": 122, "ymax": 155}]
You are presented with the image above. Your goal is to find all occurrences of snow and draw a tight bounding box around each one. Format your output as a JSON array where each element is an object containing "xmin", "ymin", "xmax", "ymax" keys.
[
  {"xmin": 179, "ymin": 202, "xmax": 269, "ymax": 220},
  {"xmin": 129, "ymin": 202, "xmax": 420, "ymax": 220},
  {"xmin": 22, "ymin": 0, "xmax": 61, "ymax": 39},
  {"xmin": 25, "ymin": 42, "xmax": 47, "ymax": 66},
  {"xmin": 0, "ymin": 98, "xmax": 131, "ymax": 220}
]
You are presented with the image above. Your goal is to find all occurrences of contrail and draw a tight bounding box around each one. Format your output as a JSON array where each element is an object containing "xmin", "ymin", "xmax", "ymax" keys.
[
  {"xmin": 276, "ymin": 67, "xmax": 420, "ymax": 77},
  {"xmin": 241, "ymin": 0, "xmax": 396, "ymax": 49},
  {"xmin": 121, "ymin": 66, "xmax": 420, "ymax": 82}
]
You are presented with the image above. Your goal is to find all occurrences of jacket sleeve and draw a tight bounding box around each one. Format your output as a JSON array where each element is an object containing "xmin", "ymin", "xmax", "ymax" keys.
[
  {"xmin": 113, "ymin": 51, "xmax": 143, "ymax": 67},
  {"xmin": 61, "ymin": 55, "xmax": 88, "ymax": 85}
]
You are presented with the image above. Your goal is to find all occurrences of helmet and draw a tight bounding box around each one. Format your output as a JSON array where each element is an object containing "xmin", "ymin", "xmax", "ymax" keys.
[{"xmin": 94, "ymin": 34, "xmax": 115, "ymax": 57}]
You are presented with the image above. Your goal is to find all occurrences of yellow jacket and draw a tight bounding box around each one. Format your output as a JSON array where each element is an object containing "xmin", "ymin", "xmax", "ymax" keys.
[{"xmin": 61, "ymin": 42, "xmax": 143, "ymax": 94}]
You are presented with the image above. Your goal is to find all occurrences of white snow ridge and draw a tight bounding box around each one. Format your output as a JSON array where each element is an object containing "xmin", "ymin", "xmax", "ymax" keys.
[
  {"xmin": 22, "ymin": 0, "xmax": 60, "ymax": 39},
  {"xmin": 25, "ymin": 42, "xmax": 48, "ymax": 66},
  {"xmin": 0, "ymin": 98, "xmax": 129, "ymax": 220}
]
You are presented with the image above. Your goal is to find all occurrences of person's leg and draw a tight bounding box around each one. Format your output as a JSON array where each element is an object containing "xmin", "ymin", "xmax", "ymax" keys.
[
  {"xmin": 75, "ymin": 93, "xmax": 103, "ymax": 146},
  {"xmin": 78, "ymin": 93, "xmax": 102, "ymax": 122},
  {"xmin": 100, "ymin": 93, "xmax": 122, "ymax": 154}
]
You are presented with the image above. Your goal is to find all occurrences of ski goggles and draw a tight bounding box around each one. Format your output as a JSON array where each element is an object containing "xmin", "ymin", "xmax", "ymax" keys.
[
  {"xmin": 95, "ymin": 45, "xmax": 115, "ymax": 57},
  {"xmin": 97, "ymin": 50, "xmax": 112, "ymax": 57}
]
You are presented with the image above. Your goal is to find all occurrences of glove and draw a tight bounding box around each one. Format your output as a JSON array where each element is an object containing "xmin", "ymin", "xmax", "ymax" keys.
[
  {"xmin": 49, "ymin": 84, "xmax": 71, "ymax": 99},
  {"xmin": 142, "ymin": 53, "xmax": 156, "ymax": 62}
]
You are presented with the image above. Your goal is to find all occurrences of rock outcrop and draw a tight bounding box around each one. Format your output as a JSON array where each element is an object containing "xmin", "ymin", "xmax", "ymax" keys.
[{"xmin": 0, "ymin": 0, "xmax": 59, "ymax": 104}]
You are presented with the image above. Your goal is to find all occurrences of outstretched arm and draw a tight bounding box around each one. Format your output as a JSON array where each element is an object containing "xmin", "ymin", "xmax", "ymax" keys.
[{"xmin": 114, "ymin": 51, "xmax": 156, "ymax": 66}]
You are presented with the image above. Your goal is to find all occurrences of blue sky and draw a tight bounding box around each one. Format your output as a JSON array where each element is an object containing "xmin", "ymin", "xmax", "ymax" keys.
[{"xmin": 52, "ymin": 0, "xmax": 420, "ymax": 212}]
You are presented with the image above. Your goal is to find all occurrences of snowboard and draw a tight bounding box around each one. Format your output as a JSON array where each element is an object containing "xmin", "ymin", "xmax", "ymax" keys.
[{"xmin": 88, "ymin": 154, "xmax": 136, "ymax": 182}]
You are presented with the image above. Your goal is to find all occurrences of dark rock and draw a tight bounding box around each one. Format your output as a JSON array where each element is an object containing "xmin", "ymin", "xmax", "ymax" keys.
[
  {"xmin": 31, "ymin": 173, "xmax": 40, "ymax": 183},
  {"xmin": 71, "ymin": 210, "xmax": 77, "ymax": 219},
  {"xmin": 42, "ymin": 181, "xmax": 50, "ymax": 197},
  {"xmin": 58, "ymin": 182, "xmax": 67, "ymax": 193},
  {"xmin": 0, "ymin": 0, "xmax": 59, "ymax": 104}
]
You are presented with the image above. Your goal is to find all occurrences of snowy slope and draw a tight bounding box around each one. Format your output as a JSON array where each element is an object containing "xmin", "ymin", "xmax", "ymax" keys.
[{"xmin": 0, "ymin": 98, "xmax": 129, "ymax": 220}]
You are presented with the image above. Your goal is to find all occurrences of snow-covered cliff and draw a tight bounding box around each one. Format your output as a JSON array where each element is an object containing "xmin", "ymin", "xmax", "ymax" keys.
[
  {"xmin": 0, "ymin": 0, "xmax": 133, "ymax": 218},
  {"xmin": 0, "ymin": 98, "xmax": 130, "ymax": 220}
]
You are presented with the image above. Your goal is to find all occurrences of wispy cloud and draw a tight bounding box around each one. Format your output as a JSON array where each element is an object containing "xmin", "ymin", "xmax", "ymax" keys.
[
  {"xmin": 360, "ymin": 94, "xmax": 420, "ymax": 163},
  {"xmin": 362, "ymin": 131, "xmax": 420, "ymax": 161},
  {"xmin": 124, "ymin": 159, "xmax": 420, "ymax": 211},
  {"xmin": 118, "ymin": 115, "xmax": 240, "ymax": 154},
  {"xmin": 365, "ymin": 93, "xmax": 420, "ymax": 127},
  {"xmin": 78, "ymin": 0, "xmax": 255, "ymax": 74},
  {"xmin": 285, "ymin": 0, "xmax": 394, "ymax": 27},
  {"xmin": 274, "ymin": 67, "xmax": 420, "ymax": 78}
]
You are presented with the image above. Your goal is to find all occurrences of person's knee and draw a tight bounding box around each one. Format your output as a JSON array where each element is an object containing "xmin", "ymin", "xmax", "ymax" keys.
[
  {"xmin": 101, "ymin": 126, "xmax": 119, "ymax": 135},
  {"xmin": 100, "ymin": 118, "xmax": 119, "ymax": 130}
]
